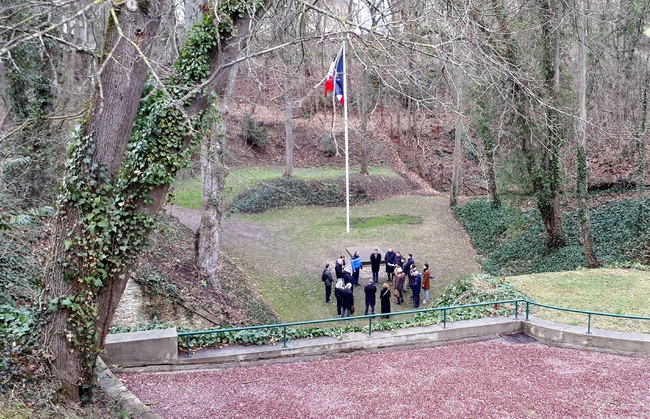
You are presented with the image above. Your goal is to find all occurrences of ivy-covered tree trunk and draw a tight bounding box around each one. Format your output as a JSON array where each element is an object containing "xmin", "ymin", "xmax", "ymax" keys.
[
  {"xmin": 41, "ymin": 2, "xmax": 165, "ymax": 402},
  {"xmin": 575, "ymin": 0, "xmax": 599, "ymax": 267},
  {"xmin": 41, "ymin": 1, "xmax": 260, "ymax": 401},
  {"xmin": 534, "ymin": 0, "xmax": 566, "ymax": 248}
]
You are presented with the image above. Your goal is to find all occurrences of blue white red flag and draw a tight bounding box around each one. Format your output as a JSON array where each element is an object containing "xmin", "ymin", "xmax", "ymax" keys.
[{"xmin": 324, "ymin": 50, "xmax": 345, "ymax": 105}]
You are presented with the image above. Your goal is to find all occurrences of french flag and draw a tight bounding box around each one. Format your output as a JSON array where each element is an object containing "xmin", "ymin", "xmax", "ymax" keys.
[{"xmin": 324, "ymin": 50, "xmax": 344, "ymax": 105}]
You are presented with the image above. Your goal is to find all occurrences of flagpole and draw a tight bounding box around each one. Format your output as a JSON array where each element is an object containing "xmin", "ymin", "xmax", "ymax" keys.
[{"xmin": 342, "ymin": 42, "xmax": 350, "ymax": 234}]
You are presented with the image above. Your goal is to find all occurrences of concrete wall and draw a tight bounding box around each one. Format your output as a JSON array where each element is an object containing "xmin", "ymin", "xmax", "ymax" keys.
[
  {"xmin": 103, "ymin": 316, "xmax": 650, "ymax": 367},
  {"xmin": 103, "ymin": 327, "xmax": 178, "ymax": 367}
]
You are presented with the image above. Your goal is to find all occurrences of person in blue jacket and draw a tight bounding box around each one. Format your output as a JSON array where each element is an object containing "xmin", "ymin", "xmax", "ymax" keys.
[
  {"xmin": 411, "ymin": 270, "xmax": 422, "ymax": 308},
  {"xmin": 351, "ymin": 250, "xmax": 362, "ymax": 286}
]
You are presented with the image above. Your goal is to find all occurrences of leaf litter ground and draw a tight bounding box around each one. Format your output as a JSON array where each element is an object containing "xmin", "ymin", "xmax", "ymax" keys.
[{"xmin": 117, "ymin": 338, "xmax": 650, "ymax": 418}]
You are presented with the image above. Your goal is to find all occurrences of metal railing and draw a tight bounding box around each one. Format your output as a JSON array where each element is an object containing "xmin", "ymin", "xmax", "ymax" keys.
[
  {"xmin": 177, "ymin": 299, "xmax": 650, "ymax": 357},
  {"xmin": 523, "ymin": 300, "xmax": 650, "ymax": 334}
]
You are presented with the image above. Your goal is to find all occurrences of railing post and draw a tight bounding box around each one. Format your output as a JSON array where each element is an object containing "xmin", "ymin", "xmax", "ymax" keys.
[
  {"xmin": 587, "ymin": 313, "xmax": 592, "ymax": 335},
  {"xmin": 515, "ymin": 301, "xmax": 519, "ymax": 320},
  {"xmin": 369, "ymin": 316, "xmax": 372, "ymax": 337},
  {"xmin": 283, "ymin": 325, "xmax": 287, "ymax": 348},
  {"xmin": 443, "ymin": 309, "xmax": 447, "ymax": 329},
  {"xmin": 525, "ymin": 301, "xmax": 530, "ymax": 321},
  {"xmin": 185, "ymin": 335, "xmax": 191, "ymax": 358}
]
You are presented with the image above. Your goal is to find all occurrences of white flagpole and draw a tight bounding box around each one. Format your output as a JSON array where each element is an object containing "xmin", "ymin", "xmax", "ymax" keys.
[{"xmin": 342, "ymin": 43, "xmax": 350, "ymax": 233}]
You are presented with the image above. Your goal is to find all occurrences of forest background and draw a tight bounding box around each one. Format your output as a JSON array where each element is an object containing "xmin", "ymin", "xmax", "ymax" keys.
[{"xmin": 1, "ymin": 0, "xmax": 649, "ymax": 415}]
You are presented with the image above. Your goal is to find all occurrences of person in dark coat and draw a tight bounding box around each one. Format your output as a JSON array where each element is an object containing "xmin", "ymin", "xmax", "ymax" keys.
[
  {"xmin": 404, "ymin": 253, "xmax": 415, "ymax": 285},
  {"xmin": 342, "ymin": 268, "xmax": 353, "ymax": 286},
  {"xmin": 351, "ymin": 251, "xmax": 362, "ymax": 286},
  {"xmin": 322, "ymin": 263, "xmax": 333, "ymax": 303},
  {"xmin": 370, "ymin": 249, "xmax": 381, "ymax": 283},
  {"xmin": 395, "ymin": 252, "xmax": 403, "ymax": 270},
  {"xmin": 341, "ymin": 283, "xmax": 354, "ymax": 317},
  {"xmin": 379, "ymin": 283, "xmax": 391, "ymax": 318},
  {"xmin": 411, "ymin": 270, "xmax": 422, "ymax": 308},
  {"xmin": 334, "ymin": 280, "xmax": 344, "ymax": 316},
  {"xmin": 394, "ymin": 267, "xmax": 405, "ymax": 305},
  {"xmin": 364, "ymin": 279, "xmax": 377, "ymax": 315},
  {"xmin": 335, "ymin": 258, "xmax": 344, "ymax": 280},
  {"xmin": 384, "ymin": 248, "xmax": 396, "ymax": 282}
]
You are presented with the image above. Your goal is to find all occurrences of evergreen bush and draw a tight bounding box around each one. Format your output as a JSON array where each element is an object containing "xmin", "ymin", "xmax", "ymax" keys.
[{"xmin": 242, "ymin": 114, "xmax": 268, "ymax": 147}]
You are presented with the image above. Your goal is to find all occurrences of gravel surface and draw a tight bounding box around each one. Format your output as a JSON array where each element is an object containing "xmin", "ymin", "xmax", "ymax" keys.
[{"xmin": 117, "ymin": 339, "xmax": 650, "ymax": 418}]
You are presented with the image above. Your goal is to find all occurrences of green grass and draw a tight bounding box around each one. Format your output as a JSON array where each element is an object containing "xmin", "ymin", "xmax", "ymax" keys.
[
  {"xmin": 350, "ymin": 214, "xmax": 423, "ymax": 228},
  {"xmin": 508, "ymin": 268, "xmax": 650, "ymax": 333},
  {"xmin": 171, "ymin": 165, "xmax": 399, "ymax": 210},
  {"xmin": 221, "ymin": 195, "xmax": 481, "ymax": 322}
]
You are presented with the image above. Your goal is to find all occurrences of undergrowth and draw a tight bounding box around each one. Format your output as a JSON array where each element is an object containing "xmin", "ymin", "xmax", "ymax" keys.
[{"xmin": 454, "ymin": 196, "xmax": 650, "ymax": 275}]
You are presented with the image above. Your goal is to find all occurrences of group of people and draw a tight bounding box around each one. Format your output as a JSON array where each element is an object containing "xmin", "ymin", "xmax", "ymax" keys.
[{"xmin": 321, "ymin": 247, "xmax": 432, "ymax": 318}]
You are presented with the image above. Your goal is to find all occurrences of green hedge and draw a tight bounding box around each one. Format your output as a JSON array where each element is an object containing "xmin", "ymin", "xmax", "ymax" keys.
[
  {"xmin": 454, "ymin": 196, "xmax": 650, "ymax": 275},
  {"xmin": 229, "ymin": 177, "xmax": 370, "ymax": 213}
]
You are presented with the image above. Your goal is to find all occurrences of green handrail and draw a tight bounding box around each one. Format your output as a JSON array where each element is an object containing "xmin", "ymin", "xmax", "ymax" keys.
[
  {"xmin": 178, "ymin": 299, "xmax": 523, "ymax": 357},
  {"xmin": 177, "ymin": 299, "xmax": 650, "ymax": 357}
]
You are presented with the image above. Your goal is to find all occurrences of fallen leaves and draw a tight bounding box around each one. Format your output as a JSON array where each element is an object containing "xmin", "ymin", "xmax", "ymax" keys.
[{"xmin": 117, "ymin": 339, "xmax": 650, "ymax": 418}]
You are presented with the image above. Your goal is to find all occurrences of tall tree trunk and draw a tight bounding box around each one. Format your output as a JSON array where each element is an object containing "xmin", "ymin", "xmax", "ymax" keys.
[
  {"xmin": 575, "ymin": 0, "xmax": 600, "ymax": 267},
  {"xmin": 636, "ymin": 75, "xmax": 649, "ymax": 225},
  {"xmin": 360, "ymin": 68, "xmax": 369, "ymax": 175},
  {"xmin": 485, "ymin": 143, "xmax": 499, "ymax": 207},
  {"xmin": 283, "ymin": 66, "xmax": 294, "ymax": 177},
  {"xmin": 41, "ymin": 4, "xmax": 259, "ymax": 401},
  {"xmin": 450, "ymin": 74, "xmax": 463, "ymax": 206},
  {"xmin": 197, "ymin": 108, "xmax": 227, "ymax": 289}
]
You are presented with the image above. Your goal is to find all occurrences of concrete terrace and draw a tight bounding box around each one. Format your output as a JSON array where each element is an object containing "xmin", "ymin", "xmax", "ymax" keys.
[{"xmin": 99, "ymin": 315, "xmax": 650, "ymax": 418}]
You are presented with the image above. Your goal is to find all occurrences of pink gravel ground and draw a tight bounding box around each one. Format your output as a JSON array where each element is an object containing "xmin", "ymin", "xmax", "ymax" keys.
[{"xmin": 117, "ymin": 339, "xmax": 650, "ymax": 418}]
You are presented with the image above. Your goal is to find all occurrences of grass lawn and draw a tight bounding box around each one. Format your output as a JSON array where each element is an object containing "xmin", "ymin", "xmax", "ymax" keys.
[
  {"xmin": 508, "ymin": 268, "xmax": 650, "ymax": 333},
  {"xmin": 220, "ymin": 195, "xmax": 481, "ymax": 322}
]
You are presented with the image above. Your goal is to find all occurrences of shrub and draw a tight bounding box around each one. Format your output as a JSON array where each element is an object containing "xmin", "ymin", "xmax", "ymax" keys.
[
  {"xmin": 321, "ymin": 134, "xmax": 336, "ymax": 157},
  {"xmin": 242, "ymin": 114, "xmax": 268, "ymax": 147}
]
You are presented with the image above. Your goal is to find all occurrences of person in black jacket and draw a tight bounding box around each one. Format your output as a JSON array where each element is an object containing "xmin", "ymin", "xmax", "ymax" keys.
[
  {"xmin": 379, "ymin": 283, "xmax": 391, "ymax": 318},
  {"xmin": 342, "ymin": 268, "xmax": 353, "ymax": 286},
  {"xmin": 384, "ymin": 248, "xmax": 396, "ymax": 282},
  {"xmin": 370, "ymin": 249, "xmax": 381, "ymax": 283},
  {"xmin": 334, "ymin": 258, "xmax": 344, "ymax": 280},
  {"xmin": 404, "ymin": 253, "xmax": 415, "ymax": 285},
  {"xmin": 341, "ymin": 283, "xmax": 354, "ymax": 317},
  {"xmin": 364, "ymin": 279, "xmax": 377, "ymax": 315},
  {"xmin": 322, "ymin": 264, "xmax": 333, "ymax": 303}
]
